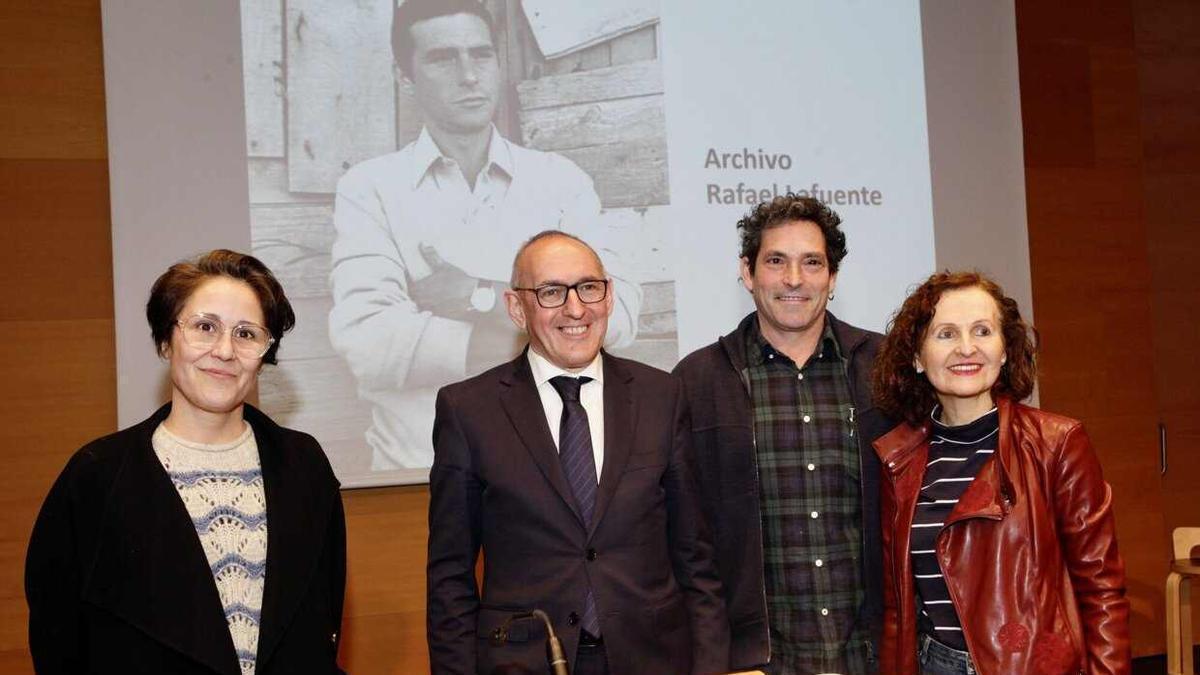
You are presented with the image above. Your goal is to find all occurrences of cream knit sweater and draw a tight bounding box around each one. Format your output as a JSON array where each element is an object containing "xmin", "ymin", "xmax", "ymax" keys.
[{"xmin": 153, "ymin": 422, "xmax": 267, "ymax": 675}]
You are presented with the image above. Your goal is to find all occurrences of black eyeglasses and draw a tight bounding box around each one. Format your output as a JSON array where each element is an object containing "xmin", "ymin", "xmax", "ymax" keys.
[{"xmin": 512, "ymin": 279, "xmax": 609, "ymax": 309}]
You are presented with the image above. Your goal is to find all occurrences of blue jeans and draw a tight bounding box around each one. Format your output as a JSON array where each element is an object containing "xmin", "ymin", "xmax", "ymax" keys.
[{"xmin": 919, "ymin": 633, "xmax": 976, "ymax": 675}]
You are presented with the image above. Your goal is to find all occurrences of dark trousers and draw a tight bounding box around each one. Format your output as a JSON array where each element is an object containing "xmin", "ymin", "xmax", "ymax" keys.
[{"xmin": 573, "ymin": 643, "xmax": 609, "ymax": 675}]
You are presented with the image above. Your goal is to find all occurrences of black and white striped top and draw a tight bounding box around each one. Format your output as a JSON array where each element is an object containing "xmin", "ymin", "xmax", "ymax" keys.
[{"xmin": 909, "ymin": 406, "xmax": 999, "ymax": 650}]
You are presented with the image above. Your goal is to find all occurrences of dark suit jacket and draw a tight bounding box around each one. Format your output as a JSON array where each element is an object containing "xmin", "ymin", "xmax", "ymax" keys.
[
  {"xmin": 25, "ymin": 403, "xmax": 346, "ymax": 675},
  {"xmin": 672, "ymin": 312, "xmax": 890, "ymax": 670},
  {"xmin": 427, "ymin": 351, "xmax": 731, "ymax": 675}
]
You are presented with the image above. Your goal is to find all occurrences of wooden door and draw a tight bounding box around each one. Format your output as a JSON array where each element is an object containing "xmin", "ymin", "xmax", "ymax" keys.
[
  {"xmin": 1016, "ymin": 0, "xmax": 1176, "ymax": 656},
  {"xmin": 1137, "ymin": 0, "xmax": 1200, "ymax": 649},
  {"xmin": 1136, "ymin": 0, "xmax": 1200, "ymax": 651}
]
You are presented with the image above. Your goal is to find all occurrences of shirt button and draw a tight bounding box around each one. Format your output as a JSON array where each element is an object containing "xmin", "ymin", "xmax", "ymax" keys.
[
  {"xmin": 802, "ymin": 415, "xmax": 811, "ymax": 423},
  {"xmin": 810, "ymin": 511, "xmax": 819, "ymax": 519},
  {"xmin": 814, "ymin": 559, "xmax": 824, "ymax": 567},
  {"xmin": 797, "ymin": 373, "xmax": 804, "ymax": 380},
  {"xmin": 820, "ymin": 608, "xmax": 830, "ymax": 616},
  {"xmin": 807, "ymin": 463, "xmax": 816, "ymax": 471}
]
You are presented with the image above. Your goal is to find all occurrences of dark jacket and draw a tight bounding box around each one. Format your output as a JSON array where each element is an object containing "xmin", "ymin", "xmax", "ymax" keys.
[
  {"xmin": 26, "ymin": 403, "xmax": 347, "ymax": 675},
  {"xmin": 873, "ymin": 397, "xmax": 1130, "ymax": 675},
  {"xmin": 427, "ymin": 351, "xmax": 730, "ymax": 675},
  {"xmin": 672, "ymin": 311, "xmax": 889, "ymax": 670}
]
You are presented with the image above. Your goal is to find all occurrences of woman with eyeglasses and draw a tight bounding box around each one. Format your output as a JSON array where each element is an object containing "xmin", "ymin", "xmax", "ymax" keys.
[{"xmin": 26, "ymin": 249, "xmax": 346, "ymax": 675}]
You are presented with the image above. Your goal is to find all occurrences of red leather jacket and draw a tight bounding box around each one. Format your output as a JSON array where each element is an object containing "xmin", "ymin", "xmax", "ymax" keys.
[{"xmin": 872, "ymin": 398, "xmax": 1130, "ymax": 674}]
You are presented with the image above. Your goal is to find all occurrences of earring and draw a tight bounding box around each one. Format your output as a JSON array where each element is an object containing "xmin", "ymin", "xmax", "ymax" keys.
[
  {"xmin": 828, "ymin": 292, "xmax": 835, "ymax": 301},
  {"xmin": 915, "ymin": 365, "xmax": 924, "ymax": 374}
]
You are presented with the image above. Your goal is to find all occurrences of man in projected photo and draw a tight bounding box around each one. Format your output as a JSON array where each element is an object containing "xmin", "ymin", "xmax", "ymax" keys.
[
  {"xmin": 328, "ymin": 0, "xmax": 641, "ymax": 470},
  {"xmin": 673, "ymin": 195, "xmax": 891, "ymax": 674}
]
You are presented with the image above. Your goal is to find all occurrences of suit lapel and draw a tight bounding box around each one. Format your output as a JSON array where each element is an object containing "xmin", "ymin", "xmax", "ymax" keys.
[
  {"xmin": 252, "ymin": 406, "xmax": 334, "ymax": 670},
  {"xmin": 591, "ymin": 353, "xmax": 636, "ymax": 538},
  {"xmin": 946, "ymin": 397, "xmax": 1016, "ymax": 525},
  {"xmin": 499, "ymin": 354, "xmax": 586, "ymax": 527},
  {"xmin": 83, "ymin": 407, "xmax": 240, "ymax": 675}
]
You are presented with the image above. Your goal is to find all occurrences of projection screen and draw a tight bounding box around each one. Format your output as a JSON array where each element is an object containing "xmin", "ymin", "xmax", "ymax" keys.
[{"xmin": 102, "ymin": 0, "xmax": 1029, "ymax": 488}]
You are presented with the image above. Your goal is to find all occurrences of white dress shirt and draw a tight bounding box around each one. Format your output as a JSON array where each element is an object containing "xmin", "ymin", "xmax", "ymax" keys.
[{"xmin": 526, "ymin": 348, "xmax": 605, "ymax": 479}]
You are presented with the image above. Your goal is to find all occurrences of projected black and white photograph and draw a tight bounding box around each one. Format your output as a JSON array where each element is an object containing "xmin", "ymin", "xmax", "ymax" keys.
[
  {"xmin": 239, "ymin": 0, "xmax": 672, "ymax": 483},
  {"xmin": 84, "ymin": 1, "xmax": 1089, "ymax": 671}
]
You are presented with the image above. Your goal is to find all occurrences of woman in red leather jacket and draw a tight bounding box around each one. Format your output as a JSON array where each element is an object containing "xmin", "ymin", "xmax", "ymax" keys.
[{"xmin": 870, "ymin": 271, "xmax": 1129, "ymax": 675}]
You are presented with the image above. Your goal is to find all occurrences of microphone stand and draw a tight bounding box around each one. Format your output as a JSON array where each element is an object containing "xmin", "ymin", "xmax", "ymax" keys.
[{"xmin": 491, "ymin": 609, "xmax": 569, "ymax": 675}]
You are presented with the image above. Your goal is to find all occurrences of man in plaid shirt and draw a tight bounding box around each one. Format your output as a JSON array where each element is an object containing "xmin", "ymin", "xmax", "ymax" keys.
[{"xmin": 674, "ymin": 195, "xmax": 891, "ymax": 674}]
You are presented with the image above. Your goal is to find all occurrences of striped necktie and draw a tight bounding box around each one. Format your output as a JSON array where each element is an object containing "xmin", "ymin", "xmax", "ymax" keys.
[{"xmin": 549, "ymin": 375, "xmax": 601, "ymax": 637}]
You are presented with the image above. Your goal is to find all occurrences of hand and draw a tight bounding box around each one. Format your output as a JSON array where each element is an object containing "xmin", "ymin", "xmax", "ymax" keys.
[{"xmin": 408, "ymin": 244, "xmax": 478, "ymax": 320}]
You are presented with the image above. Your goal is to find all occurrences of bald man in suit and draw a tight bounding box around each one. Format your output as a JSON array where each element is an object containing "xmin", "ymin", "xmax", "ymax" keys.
[{"xmin": 426, "ymin": 231, "xmax": 730, "ymax": 674}]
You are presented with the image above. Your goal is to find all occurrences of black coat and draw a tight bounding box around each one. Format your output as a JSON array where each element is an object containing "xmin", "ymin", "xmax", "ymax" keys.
[
  {"xmin": 672, "ymin": 312, "xmax": 892, "ymax": 670},
  {"xmin": 427, "ymin": 351, "xmax": 731, "ymax": 674},
  {"xmin": 25, "ymin": 403, "xmax": 346, "ymax": 675}
]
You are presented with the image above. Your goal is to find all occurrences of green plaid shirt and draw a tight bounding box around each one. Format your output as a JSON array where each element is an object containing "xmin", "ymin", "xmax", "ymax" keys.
[{"xmin": 746, "ymin": 318, "xmax": 869, "ymax": 674}]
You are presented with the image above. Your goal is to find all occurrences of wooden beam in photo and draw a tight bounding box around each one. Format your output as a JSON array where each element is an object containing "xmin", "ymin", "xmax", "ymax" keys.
[
  {"xmin": 517, "ymin": 60, "xmax": 662, "ymax": 110},
  {"xmin": 395, "ymin": 87, "xmax": 424, "ymax": 151},
  {"xmin": 487, "ymin": 0, "xmax": 520, "ymax": 139},
  {"xmin": 609, "ymin": 337, "xmax": 676, "ymax": 371},
  {"xmin": 241, "ymin": 0, "xmax": 285, "ymax": 158},
  {"xmin": 609, "ymin": 25, "xmax": 656, "ymax": 66},
  {"xmin": 543, "ymin": 41, "xmax": 611, "ymax": 76},
  {"xmin": 557, "ymin": 139, "xmax": 669, "ymax": 208},
  {"xmin": 539, "ymin": 24, "xmax": 656, "ymax": 77},
  {"xmin": 595, "ymin": 206, "xmax": 673, "ymax": 283},
  {"xmin": 258, "ymin": 353, "xmax": 373, "ymax": 472},
  {"xmin": 640, "ymin": 280, "xmax": 674, "ymax": 315},
  {"xmin": 521, "ymin": 94, "xmax": 664, "ymax": 151},
  {"xmin": 286, "ymin": 0, "xmax": 395, "ymax": 193},
  {"xmin": 250, "ymin": 202, "xmax": 334, "ymax": 298},
  {"xmin": 270, "ymin": 294, "xmax": 338, "ymax": 361},
  {"xmin": 520, "ymin": 1, "xmax": 657, "ymax": 61},
  {"xmin": 248, "ymin": 159, "xmax": 336, "ymax": 205}
]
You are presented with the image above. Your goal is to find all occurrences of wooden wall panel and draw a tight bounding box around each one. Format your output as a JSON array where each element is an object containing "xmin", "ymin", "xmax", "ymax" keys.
[
  {"xmin": 1135, "ymin": 0, "xmax": 1200, "ymax": 651},
  {"xmin": 241, "ymin": 0, "xmax": 285, "ymax": 158},
  {"xmin": 0, "ymin": 0, "xmax": 116, "ymax": 670},
  {"xmin": 0, "ymin": 160, "xmax": 112, "ymax": 321},
  {"xmin": 0, "ymin": 0, "xmax": 107, "ymax": 161},
  {"xmin": 3, "ymin": 0, "xmax": 1198, "ymax": 670},
  {"xmin": 1017, "ymin": 0, "xmax": 1200, "ymax": 658},
  {"xmin": 340, "ymin": 487, "xmax": 431, "ymax": 673},
  {"xmin": 285, "ymin": 0, "xmax": 395, "ymax": 193},
  {"xmin": 0, "ymin": 1, "xmax": 434, "ymax": 672}
]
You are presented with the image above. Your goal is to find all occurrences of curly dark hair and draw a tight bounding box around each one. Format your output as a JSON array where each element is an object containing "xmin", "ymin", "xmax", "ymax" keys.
[
  {"xmin": 737, "ymin": 193, "xmax": 848, "ymax": 273},
  {"xmin": 872, "ymin": 271, "xmax": 1038, "ymax": 426},
  {"xmin": 391, "ymin": 0, "xmax": 496, "ymax": 78},
  {"xmin": 146, "ymin": 249, "xmax": 296, "ymax": 365}
]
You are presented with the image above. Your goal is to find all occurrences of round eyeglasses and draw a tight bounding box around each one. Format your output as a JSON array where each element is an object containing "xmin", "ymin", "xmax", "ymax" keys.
[
  {"xmin": 175, "ymin": 313, "xmax": 275, "ymax": 359},
  {"xmin": 512, "ymin": 279, "xmax": 609, "ymax": 309}
]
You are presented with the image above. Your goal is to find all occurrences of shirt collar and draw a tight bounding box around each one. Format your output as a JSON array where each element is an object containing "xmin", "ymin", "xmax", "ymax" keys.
[
  {"xmin": 411, "ymin": 125, "xmax": 514, "ymax": 189},
  {"xmin": 527, "ymin": 348, "xmax": 604, "ymax": 388},
  {"xmin": 747, "ymin": 312, "xmax": 844, "ymax": 368},
  {"xmin": 930, "ymin": 404, "xmax": 1000, "ymax": 436}
]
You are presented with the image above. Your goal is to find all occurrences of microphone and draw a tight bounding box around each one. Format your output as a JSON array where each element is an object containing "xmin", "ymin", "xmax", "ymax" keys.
[{"xmin": 490, "ymin": 609, "xmax": 569, "ymax": 675}]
